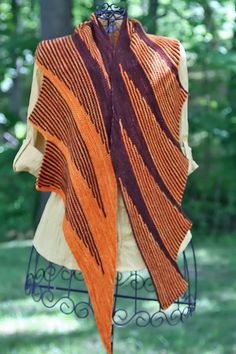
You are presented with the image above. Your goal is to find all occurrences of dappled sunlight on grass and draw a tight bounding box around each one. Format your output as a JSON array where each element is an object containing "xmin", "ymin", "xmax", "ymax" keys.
[
  {"xmin": 0, "ymin": 240, "xmax": 32, "ymax": 249},
  {"xmin": 0, "ymin": 298, "xmax": 45, "ymax": 318},
  {"xmin": 0, "ymin": 299, "xmax": 102, "ymax": 354},
  {"xmin": 0, "ymin": 297, "xmax": 95, "ymax": 337},
  {"xmin": 218, "ymin": 289, "xmax": 236, "ymax": 302},
  {"xmin": 0, "ymin": 313, "xmax": 80, "ymax": 336},
  {"xmin": 195, "ymin": 297, "xmax": 219, "ymax": 313},
  {"xmin": 0, "ymin": 297, "xmax": 100, "ymax": 353},
  {"xmin": 195, "ymin": 247, "xmax": 231, "ymax": 266}
]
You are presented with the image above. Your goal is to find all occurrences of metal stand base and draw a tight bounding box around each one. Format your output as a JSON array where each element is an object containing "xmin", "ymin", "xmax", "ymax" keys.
[{"xmin": 25, "ymin": 240, "xmax": 197, "ymax": 353}]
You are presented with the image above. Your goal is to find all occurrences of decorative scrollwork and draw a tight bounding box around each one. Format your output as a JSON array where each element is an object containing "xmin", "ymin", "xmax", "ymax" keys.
[
  {"xmin": 143, "ymin": 276, "xmax": 155, "ymax": 293},
  {"xmin": 74, "ymin": 301, "xmax": 93, "ymax": 319},
  {"xmin": 95, "ymin": 2, "xmax": 127, "ymax": 18},
  {"xmin": 24, "ymin": 240, "xmax": 197, "ymax": 328}
]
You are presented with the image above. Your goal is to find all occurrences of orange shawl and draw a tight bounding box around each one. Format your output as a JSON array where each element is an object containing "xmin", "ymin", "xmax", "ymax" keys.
[{"xmin": 28, "ymin": 11, "xmax": 192, "ymax": 354}]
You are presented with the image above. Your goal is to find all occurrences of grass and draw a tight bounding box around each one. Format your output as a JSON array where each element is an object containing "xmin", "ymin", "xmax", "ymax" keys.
[{"xmin": 0, "ymin": 238, "xmax": 236, "ymax": 354}]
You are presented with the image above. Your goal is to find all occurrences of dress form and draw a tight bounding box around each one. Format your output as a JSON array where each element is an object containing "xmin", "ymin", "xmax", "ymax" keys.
[{"xmin": 24, "ymin": 3, "xmax": 198, "ymax": 353}]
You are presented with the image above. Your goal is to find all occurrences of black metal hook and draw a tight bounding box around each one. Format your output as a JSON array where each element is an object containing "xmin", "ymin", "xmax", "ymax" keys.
[{"xmin": 95, "ymin": 1, "xmax": 128, "ymax": 21}]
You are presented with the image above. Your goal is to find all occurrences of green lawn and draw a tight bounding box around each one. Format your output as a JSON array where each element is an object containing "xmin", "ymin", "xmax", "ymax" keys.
[{"xmin": 0, "ymin": 237, "xmax": 236, "ymax": 354}]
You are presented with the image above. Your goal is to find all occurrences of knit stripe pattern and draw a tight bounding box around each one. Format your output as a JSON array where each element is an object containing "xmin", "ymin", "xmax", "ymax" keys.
[{"xmin": 28, "ymin": 11, "xmax": 192, "ymax": 354}]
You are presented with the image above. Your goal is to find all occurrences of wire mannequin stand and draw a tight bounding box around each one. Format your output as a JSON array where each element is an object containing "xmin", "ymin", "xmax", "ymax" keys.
[{"xmin": 25, "ymin": 241, "xmax": 197, "ymax": 353}]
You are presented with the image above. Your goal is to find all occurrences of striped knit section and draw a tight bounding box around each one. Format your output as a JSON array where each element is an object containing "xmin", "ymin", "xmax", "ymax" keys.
[
  {"xmin": 130, "ymin": 32, "xmax": 188, "ymax": 142},
  {"xmin": 107, "ymin": 12, "xmax": 192, "ymax": 310},
  {"xmin": 146, "ymin": 34, "xmax": 187, "ymax": 92},
  {"xmin": 74, "ymin": 23, "xmax": 112, "ymax": 90},
  {"xmin": 118, "ymin": 63, "xmax": 189, "ymax": 205},
  {"xmin": 118, "ymin": 177, "xmax": 188, "ymax": 308},
  {"xmin": 29, "ymin": 53, "xmax": 118, "ymax": 354},
  {"xmin": 36, "ymin": 36, "xmax": 110, "ymax": 153},
  {"xmin": 29, "ymin": 70, "xmax": 117, "ymax": 258},
  {"xmin": 148, "ymin": 34, "xmax": 182, "ymax": 71},
  {"xmin": 119, "ymin": 118, "xmax": 192, "ymax": 260},
  {"xmin": 36, "ymin": 140, "xmax": 104, "ymax": 270},
  {"xmin": 33, "ymin": 76, "xmax": 107, "ymax": 215}
]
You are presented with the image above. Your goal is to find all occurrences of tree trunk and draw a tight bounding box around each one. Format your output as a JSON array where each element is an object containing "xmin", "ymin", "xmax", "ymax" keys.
[
  {"xmin": 34, "ymin": 0, "xmax": 73, "ymax": 227},
  {"xmin": 9, "ymin": 0, "xmax": 22, "ymax": 117},
  {"xmin": 39, "ymin": 0, "xmax": 73, "ymax": 39},
  {"xmin": 148, "ymin": 0, "xmax": 159, "ymax": 34}
]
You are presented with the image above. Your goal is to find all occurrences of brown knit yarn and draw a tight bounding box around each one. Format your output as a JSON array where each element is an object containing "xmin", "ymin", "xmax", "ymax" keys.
[{"xmin": 27, "ymin": 11, "xmax": 192, "ymax": 354}]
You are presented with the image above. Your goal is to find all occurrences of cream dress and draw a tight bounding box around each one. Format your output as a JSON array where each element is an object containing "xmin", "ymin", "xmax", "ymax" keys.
[{"xmin": 12, "ymin": 39, "xmax": 199, "ymax": 272}]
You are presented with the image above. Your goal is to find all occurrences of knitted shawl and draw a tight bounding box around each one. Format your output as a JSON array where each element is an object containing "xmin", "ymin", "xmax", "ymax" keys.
[{"xmin": 28, "ymin": 11, "xmax": 192, "ymax": 354}]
